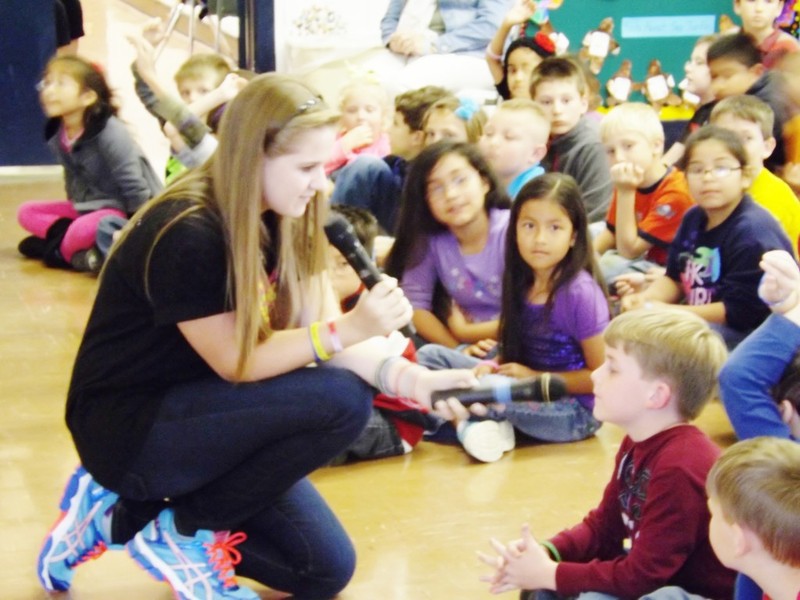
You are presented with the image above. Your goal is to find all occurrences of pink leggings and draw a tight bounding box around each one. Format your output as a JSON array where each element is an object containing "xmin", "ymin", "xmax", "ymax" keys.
[{"xmin": 17, "ymin": 200, "xmax": 126, "ymax": 262}]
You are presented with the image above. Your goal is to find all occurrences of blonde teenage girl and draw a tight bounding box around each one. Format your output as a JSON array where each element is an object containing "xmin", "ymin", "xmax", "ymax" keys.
[{"xmin": 36, "ymin": 74, "xmax": 475, "ymax": 600}]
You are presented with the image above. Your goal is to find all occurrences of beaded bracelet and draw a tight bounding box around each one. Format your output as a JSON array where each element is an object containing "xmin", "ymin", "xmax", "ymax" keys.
[
  {"xmin": 327, "ymin": 319, "xmax": 344, "ymax": 353},
  {"xmin": 309, "ymin": 321, "xmax": 331, "ymax": 362}
]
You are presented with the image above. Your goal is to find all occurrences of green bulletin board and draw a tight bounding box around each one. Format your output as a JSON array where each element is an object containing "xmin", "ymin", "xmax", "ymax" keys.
[{"xmin": 547, "ymin": 0, "xmax": 733, "ymax": 100}]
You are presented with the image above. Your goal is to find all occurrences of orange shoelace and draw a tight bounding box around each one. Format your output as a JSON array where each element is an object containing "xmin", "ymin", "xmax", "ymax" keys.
[{"xmin": 204, "ymin": 531, "xmax": 248, "ymax": 589}]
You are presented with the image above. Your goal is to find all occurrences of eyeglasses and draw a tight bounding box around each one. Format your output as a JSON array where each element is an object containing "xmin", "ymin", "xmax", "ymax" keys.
[
  {"xmin": 35, "ymin": 76, "xmax": 76, "ymax": 92},
  {"xmin": 427, "ymin": 172, "xmax": 474, "ymax": 199},
  {"xmin": 685, "ymin": 165, "xmax": 742, "ymax": 179}
]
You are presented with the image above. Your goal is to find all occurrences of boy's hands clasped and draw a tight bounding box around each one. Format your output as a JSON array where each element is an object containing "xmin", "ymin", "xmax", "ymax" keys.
[{"xmin": 478, "ymin": 524, "xmax": 558, "ymax": 594}]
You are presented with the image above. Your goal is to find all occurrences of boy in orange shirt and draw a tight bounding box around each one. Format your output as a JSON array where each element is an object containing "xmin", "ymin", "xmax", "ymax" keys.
[{"xmin": 593, "ymin": 102, "xmax": 694, "ymax": 287}]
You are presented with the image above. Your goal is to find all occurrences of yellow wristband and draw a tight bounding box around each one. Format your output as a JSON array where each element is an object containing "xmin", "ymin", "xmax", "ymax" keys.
[{"xmin": 309, "ymin": 321, "xmax": 331, "ymax": 362}]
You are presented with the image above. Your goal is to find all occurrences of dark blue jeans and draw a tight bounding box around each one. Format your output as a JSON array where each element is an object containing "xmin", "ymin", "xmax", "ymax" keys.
[
  {"xmin": 114, "ymin": 366, "xmax": 373, "ymax": 599},
  {"xmin": 330, "ymin": 156, "xmax": 402, "ymax": 234}
]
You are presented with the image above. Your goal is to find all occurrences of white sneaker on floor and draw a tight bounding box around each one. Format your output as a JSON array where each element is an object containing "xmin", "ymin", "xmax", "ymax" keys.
[{"xmin": 457, "ymin": 420, "xmax": 515, "ymax": 463}]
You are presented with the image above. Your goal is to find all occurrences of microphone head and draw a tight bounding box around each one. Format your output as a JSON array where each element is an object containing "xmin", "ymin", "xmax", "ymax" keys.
[{"xmin": 324, "ymin": 213, "xmax": 357, "ymax": 253}]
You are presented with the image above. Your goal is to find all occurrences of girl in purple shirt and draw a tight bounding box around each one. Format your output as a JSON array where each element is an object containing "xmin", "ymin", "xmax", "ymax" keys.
[
  {"xmin": 422, "ymin": 173, "xmax": 610, "ymax": 461},
  {"xmin": 385, "ymin": 141, "xmax": 511, "ymax": 347}
]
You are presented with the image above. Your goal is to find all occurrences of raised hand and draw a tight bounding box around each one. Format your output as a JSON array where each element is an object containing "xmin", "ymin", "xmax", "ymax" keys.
[
  {"xmin": 758, "ymin": 250, "xmax": 800, "ymax": 316},
  {"xmin": 505, "ymin": 0, "xmax": 538, "ymax": 26}
]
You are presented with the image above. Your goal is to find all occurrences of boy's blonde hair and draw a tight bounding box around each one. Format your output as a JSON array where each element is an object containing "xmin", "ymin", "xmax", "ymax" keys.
[
  {"xmin": 604, "ymin": 309, "xmax": 727, "ymax": 420},
  {"xmin": 174, "ymin": 53, "xmax": 232, "ymax": 87},
  {"xmin": 710, "ymin": 94, "xmax": 775, "ymax": 140},
  {"xmin": 495, "ymin": 98, "xmax": 551, "ymax": 142},
  {"xmin": 707, "ymin": 437, "xmax": 800, "ymax": 567},
  {"xmin": 530, "ymin": 56, "xmax": 588, "ymax": 99},
  {"xmin": 599, "ymin": 102, "xmax": 665, "ymax": 152}
]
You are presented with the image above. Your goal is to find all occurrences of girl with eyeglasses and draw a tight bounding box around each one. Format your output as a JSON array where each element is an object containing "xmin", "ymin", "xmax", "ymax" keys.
[
  {"xmin": 17, "ymin": 55, "xmax": 162, "ymax": 272},
  {"xmin": 385, "ymin": 141, "xmax": 511, "ymax": 349},
  {"xmin": 622, "ymin": 125, "xmax": 793, "ymax": 349}
]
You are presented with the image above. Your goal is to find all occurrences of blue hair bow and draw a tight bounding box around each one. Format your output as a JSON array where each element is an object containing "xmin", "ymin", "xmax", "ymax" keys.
[{"xmin": 454, "ymin": 98, "xmax": 479, "ymax": 121}]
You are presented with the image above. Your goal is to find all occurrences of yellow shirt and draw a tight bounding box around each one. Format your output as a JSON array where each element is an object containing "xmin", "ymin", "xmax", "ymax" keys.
[{"xmin": 750, "ymin": 167, "xmax": 800, "ymax": 257}]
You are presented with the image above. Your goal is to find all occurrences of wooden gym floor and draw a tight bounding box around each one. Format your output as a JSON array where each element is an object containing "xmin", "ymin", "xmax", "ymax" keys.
[{"xmin": 0, "ymin": 1, "xmax": 737, "ymax": 598}]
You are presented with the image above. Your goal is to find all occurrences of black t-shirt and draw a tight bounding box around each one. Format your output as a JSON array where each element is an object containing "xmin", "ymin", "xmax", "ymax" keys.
[
  {"xmin": 678, "ymin": 101, "xmax": 716, "ymax": 146},
  {"xmin": 66, "ymin": 200, "xmax": 230, "ymax": 489}
]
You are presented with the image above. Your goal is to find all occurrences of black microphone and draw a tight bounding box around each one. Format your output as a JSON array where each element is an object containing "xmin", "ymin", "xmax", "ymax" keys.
[
  {"xmin": 324, "ymin": 213, "xmax": 416, "ymax": 338},
  {"xmin": 430, "ymin": 374, "xmax": 567, "ymax": 406}
]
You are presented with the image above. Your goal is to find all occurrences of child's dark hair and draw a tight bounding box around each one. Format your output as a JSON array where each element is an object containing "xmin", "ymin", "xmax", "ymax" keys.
[
  {"xmin": 384, "ymin": 140, "xmax": 510, "ymax": 278},
  {"xmin": 394, "ymin": 86, "xmax": 450, "ymax": 132},
  {"xmin": 330, "ymin": 204, "xmax": 379, "ymax": 256},
  {"xmin": 502, "ymin": 34, "xmax": 556, "ymax": 100},
  {"xmin": 772, "ymin": 349, "xmax": 800, "ymax": 415},
  {"xmin": 499, "ymin": 173, "xmax": 605, "ymax": 363},
  {"xmin": 706, "ymin": 32, "xmax": 762, "ymax": 68},
  {"xmin": 680, "ymin": 124, "xmax": 749, "ymax": 171},
  {"xmin": 44, "ymin": 56, "xmax": 117, "ymax": 127}
]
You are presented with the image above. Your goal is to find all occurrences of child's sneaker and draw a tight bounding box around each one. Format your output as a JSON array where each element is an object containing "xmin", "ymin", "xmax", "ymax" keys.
[
  {"xmin": 37, "ymin": 465, "xmax": 119, "ymax": 592},
  {"xmin": 127, "ymin": 509, "xmax": 259, "ymax": 600},
  {"xmin": 458, "ymin": 419, "xmax": 515, "ymax": 463}
]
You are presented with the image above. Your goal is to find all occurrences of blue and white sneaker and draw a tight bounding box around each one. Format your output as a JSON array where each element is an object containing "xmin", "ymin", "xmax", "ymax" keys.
[
  {"xmin": 127, "ymin": 509, "xmax": 259, "ymax": 600},
  {"xmin": 37, "ymin": 465, "xmax": 119, "ymax": 591}
]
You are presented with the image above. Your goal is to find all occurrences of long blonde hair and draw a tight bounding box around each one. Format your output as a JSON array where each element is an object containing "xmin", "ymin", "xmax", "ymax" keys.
[{"xmin": 113, "ymin": 73, "xmax": 339, "ymax": 378}]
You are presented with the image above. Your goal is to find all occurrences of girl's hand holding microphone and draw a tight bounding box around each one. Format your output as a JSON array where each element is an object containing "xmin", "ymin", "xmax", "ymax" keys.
[{"xmin": 342, "ymin": 275, "xmax": 413, "ymax": 340}]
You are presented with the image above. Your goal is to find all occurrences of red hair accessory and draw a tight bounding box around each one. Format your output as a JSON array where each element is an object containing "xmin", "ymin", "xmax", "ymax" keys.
[{"xmin": 534, "ymin": 31, "xmax": 556, "ymax": 54}]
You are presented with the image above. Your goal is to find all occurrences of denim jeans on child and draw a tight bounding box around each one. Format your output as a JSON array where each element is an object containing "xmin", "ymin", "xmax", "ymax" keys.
[
  {"xmin": 416, "ymin": 344, "xmax": 600, "ymax": 443},
  {"xmin": 522, "ymin": 585, "xmax": 711, "ymax": 600},
  {"xmin": 330, "ymin": 155, "xmax": 402, "ymax": 234}
]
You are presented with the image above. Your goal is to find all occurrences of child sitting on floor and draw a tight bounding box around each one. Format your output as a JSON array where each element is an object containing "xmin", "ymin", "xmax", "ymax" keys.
[
  {"xmin": 478, "ymin": 308, "xmax": 736, "ymax": 599},
  {"xmin": 485, "ymin": 0, "xmax": 556, "ymax": 100},
  {"xmin": 530, "ymin": 56, "xmax": 612, "ymax": 224},
  {"xmin": 478, "ymin": 98, "xmax": 549, "ymax": 199},
  {"xmin": 324, "ymin": 76, "xmax": 391, "ymax": 177},
  {"xmin": 706, "ymin": 436, "xmax": 800, "ymax": 600},
  {"xmin": 327, "ymin": 205, "xmax": 442, "ymax": 463},
  {"xmin": 419, "ymin": 173, "xmax": 608, "ymax": 463},
  {"xmin": 17, "ymin": 55, "xmax": 161, "ymax": 273},
  {"xmin": 593, "ymin": 102, "xmax": 694, "ymax": 288},
  {"xmin": 621, "ymin": 125, "xmax": 792, "ymax": 349}
]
